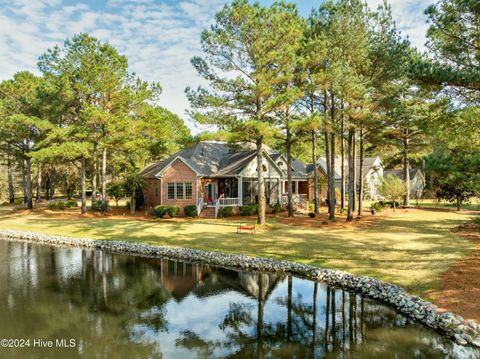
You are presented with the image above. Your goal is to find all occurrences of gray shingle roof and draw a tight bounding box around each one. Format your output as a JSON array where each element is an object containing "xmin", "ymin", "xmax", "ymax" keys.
[
  {"xmin": 317, "ymin": 156, "xmax": 383, "ymax": 180},
  {"xmin": 141, "ymin": 141, "xmax": 310, "ymax": 179},
  {"xmin": 384, "ymin": 169, "xmax": 422, "ymax": 180}
]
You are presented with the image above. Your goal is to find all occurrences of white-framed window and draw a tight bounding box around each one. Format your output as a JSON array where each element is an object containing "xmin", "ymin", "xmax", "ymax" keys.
[
  {"xmin": 176, "ymin": 182, "xmax": 184, "ymax": 199},
  {"xmin": 185, "ymin": 183, "xmax": 193, "ymax": 199},
  {"xmin": 167, "ymin": 183, "xmax": 175, "ymax": 200}
]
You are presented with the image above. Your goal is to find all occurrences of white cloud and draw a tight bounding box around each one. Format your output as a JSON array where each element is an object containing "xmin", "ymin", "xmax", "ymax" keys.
[
  {"xmin": 0, "ymin": 0, "xmax": 433, "ymax": 134},
  {"xmin": 366, "ymin": 0, "xmax": 434, "ymax": 51}
]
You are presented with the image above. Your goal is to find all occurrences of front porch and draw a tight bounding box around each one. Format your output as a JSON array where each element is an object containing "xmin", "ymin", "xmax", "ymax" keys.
[{"xmin": 197, "ymin": 177, "xmax": 310, "ymax": 218}]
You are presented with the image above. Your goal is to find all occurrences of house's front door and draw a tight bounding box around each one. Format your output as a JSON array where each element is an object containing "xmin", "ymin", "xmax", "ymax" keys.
[{"xmin": 206, "ymin": 183, "xmax": 217, "ymax": 204}]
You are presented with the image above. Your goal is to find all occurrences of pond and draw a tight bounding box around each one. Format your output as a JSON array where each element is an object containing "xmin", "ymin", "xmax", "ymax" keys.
[{"xmin": 0, "ymin": 239, "xmax": 478, "ymax": 359}]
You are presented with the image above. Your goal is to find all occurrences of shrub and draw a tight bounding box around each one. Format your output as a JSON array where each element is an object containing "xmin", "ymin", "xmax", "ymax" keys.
[
  {"xmin": 13, "ymin": 204, "xmax": 26, "ymax": 211},
  {"xmin": 125, "ymin": 201, "xmax": 130, "ymax": 209},
  {"xmin": 270, "ymin": 202, "xmax": 282, "ymax": 214},
  {"xmin": 65, "ymin": 199, "xmax": 78, "ymax": 208},
  {"xmin": 379, "ymin": 200, "xmax": 400, "ymax": 208},
  {"xmin": 0, "ymin": 201, "xmax": 10, "ymax": 206},
  {"xmin": 218, "ymin": 207, "xmax": 232, "ymax": 217},
  {"xmin": 239, "ymin": 204, "xmax": 258, "ymax": 216},
  {"xmin": 184, "ymin": 205, "xmax": 197, "ymax": 217},
  {"xmin": 308, "ymin": 212, "xmax": 316, "ymax": 218},
  {"xmin": 14, "ymin": 198, "xmax": 23, "ymax": 205},
  {"xmin": 167, "ymin": 205, "xmax": 180, "ymax": 218},
  {"xmin": 91, "ymin": 200, "xmax": 108, "ymax": 211},
  {"xmin": 47, "ymin": 201, "xmax": 58, "ymax": 210},
  {"xmin": 47, "ymin": 200, "xmax": 66, "ymax": 210},
  {"xmin": 154, "ymin": 205, "xmax": 168, "ymax": 218},
  {"xmin": 322, "ymin": 220, "xmax": 328, "ymax": 225},
  {"xmin": 370, "ymin": 201, "xmax": 384, "ymax": 212}
]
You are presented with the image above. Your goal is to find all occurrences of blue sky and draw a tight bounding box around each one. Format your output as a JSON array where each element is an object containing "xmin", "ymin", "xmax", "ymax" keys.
[{"xmin": 0, "ymin": 0, "xmax": 433, "ymax": 131}]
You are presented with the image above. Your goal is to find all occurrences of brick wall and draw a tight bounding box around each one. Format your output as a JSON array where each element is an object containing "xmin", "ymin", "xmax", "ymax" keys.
[
  {"xmin": 143, "ymin": 178, "xmax": 162, "ymax": 207},
  {"xmin": 161, "ymin": 159, "xmax": 197, "ymax": 211}
]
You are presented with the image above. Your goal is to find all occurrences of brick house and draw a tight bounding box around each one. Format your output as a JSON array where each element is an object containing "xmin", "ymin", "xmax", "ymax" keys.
[{"xmin": 141, "ymin": 141, "xmax": 322, "ymax": 217}]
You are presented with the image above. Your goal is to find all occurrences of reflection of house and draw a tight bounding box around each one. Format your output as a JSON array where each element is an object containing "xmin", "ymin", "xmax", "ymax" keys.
[
  {"xmin": 383, "ymin": 169, "xmax": 425, "ymax": 199},
  {"xmin": 147, "ymin": 257, "xmax": 282, "ymax": 303},
  {"xmin": 141, "ymin": 141, "xmax": 318, "ymax": 216},
  {"xmin": 317, "ymin": 156, "xmax": 384, "ymax": 199}
]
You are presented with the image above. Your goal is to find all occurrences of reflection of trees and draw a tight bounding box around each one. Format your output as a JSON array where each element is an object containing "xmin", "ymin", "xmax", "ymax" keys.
[{"xmin": 1, "ymin": 241, "xmax": 476, "ymax": 358}]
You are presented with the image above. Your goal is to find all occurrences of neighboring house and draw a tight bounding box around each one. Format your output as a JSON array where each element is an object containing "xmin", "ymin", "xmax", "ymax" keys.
[
  {"xmin": 140, "ymin": 141, "xmax": 318, "ymax": 216},
  {"xmin": 383, "ymin": 168, "xmax": 425, "ymax": 199},
  {"xmin": 316, "ymin": 156, "xmax": 384, "ymax": 200}
]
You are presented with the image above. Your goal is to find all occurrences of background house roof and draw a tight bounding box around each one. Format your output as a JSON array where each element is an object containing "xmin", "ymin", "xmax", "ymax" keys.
[
  {"xmin": 141, "ymin": 141, "xmax": 310, "ymax": 179},
  {"xmin": 384, "ymin": 169, "xmax": 423, "ymax": 181},
  {"xmin": 317, "ymin": 156, "xmax": 383, "ymax": 180}
]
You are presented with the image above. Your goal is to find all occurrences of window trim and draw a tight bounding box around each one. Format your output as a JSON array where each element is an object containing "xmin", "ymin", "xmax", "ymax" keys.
[{"xmin": 167, "ymin": 183, "xmax": 175, "ymax": 200}]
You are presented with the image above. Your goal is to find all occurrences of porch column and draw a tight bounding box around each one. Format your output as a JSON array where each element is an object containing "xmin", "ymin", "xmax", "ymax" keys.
[
  {"xmin": 237, "ymin": 176, "xmax": 243, "ymax": 206},
  {"xmin": 294, "ymin": 180, "xmax": 299, "ymax": 194}
]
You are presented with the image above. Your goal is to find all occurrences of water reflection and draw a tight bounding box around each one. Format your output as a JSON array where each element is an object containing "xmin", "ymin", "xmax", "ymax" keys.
[{"xmin": 0, "ymin": 240, "xmax": 478, "ymax": 359}]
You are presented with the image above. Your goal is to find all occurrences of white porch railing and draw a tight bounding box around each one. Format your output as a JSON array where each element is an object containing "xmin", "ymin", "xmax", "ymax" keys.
[
  {"xmin": 219, "ymin": 197, "xmax": 240, "ymax": 207},
  {"xmin": 196, "ymin": 198, "xmax": 204, "ymax": 217}
]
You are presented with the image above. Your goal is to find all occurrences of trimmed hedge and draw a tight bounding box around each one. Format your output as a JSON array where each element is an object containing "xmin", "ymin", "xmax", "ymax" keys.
[
  {"xmin": 239, "ymin": 204, "xmax": 258, "ymax": 216},
  {"xmin": 270, "ymin": 202, "xmax": 282, "ymax": 214},
  {"xmin": 47, "ymin": 200, "xmax": 66, "ymax": 210},
  {"xmin": 167, "ymin": 205, "xmax": 180, "ymax": 218},
  {"xmin": 218, "ymin": 207, "xmax": 232, "ymax": 217},
  {"xmin": 379, "ymin": 200, "xmax": 400, "ymax": 208},
  {"xmin": 154, "ymin": 205, "xmax": 168, "ymax": 218},
  {"xmin": 91, "ymin": 200, "xmax": 108, "ymax": 211},
  {"xmin": 65, "ymin": 199, "xmax": 78, "ymax": 208},
  {"xmin": 184, "ymin": 205, "xmax": 197, "ymax": 217}
]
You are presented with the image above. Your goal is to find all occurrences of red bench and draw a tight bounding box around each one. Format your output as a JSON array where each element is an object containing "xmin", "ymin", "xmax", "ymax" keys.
[{"xmin": 237, "ymin": 225, "xmax": 256, "ymax": 234}]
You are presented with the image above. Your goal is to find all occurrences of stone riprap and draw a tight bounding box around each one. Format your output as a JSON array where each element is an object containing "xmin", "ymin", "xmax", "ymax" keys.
[{"xmin": 0, "ymin": 228, "xmax": 479, "ymax": 348}]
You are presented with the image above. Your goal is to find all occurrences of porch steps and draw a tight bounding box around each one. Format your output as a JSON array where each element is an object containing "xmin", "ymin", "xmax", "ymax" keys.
[{"xmin": 199, "ymin": 207, "xmax": 216, "ymax": 218}]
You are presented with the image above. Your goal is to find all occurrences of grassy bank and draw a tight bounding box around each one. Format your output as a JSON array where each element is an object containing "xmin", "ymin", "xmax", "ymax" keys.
[{"xmin": 0, "ymin": 206, "xmax": 476, "ymax": 298}]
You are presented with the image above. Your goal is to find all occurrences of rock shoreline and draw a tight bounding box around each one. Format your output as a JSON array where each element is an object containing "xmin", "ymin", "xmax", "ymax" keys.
[{"xmin": 0, "ymin": 228, "xmax": 479, "ymax": 348}]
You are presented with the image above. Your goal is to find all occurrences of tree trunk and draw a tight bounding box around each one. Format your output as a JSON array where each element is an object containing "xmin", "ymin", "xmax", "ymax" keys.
[
  {"xmin": 340, "ymin": 107, "xmax": 345, "ymax": 211},
  {"xmin": 130, "ymin": 195, "xmax": 136, "ymax": 214},
  {"xmin": 80, "ymin": 157, "xmax": 87, "ymax": 214},
  {"xmin": 312, "ymin": 130, "xmax": 319, "ymax": 214},
  {"xmin": 21, "ymin": 160, "xmax": 27, "ymax": 204},
  {"xmin": 92, "ymin": 147, "xmax": 98, "ymax": 205},
  {"xmin": 101, "ymin": 147, "xmax": 107, "ymax": 212},
  {"xmin": 329, "ymin": 132, "xmax": 336, "ymax": 220},
  {"xmin": 256, "ymin": 139, "xmax": 266, "ymax": 225},
  {"xmin": 456, "ymin": 196, "xmax": 461, "ymax": 211},
  {"xmin": 25, "ymin": 157, "xmax": 33, "ymax": 209},
  {"xmin": 347, "ymin": 127, "xmax": 355, "ymax": 221},
  {"xmin": 357, "ymin": 125, "xmax": 364, "ymax": 218},
  {"xmin": 403, "ymin": 131, "xmax": 410, "ymax": 206},
  {"xmin": 7, "ymin": 146, "xmax": 14, "ymax": 204},
  {"xmin": 325, "ymin": 130, "xmax": 330, "ymax": 211},
  {"xmin": 50, "ymin": 170, "xmax": 57, "ymax": 199},
  {"xmin": 329, "ymin": 90, "xmax": 336, "ymax": 220},
  {"xmin": 35, "ymin": 163, "xmax": 42, "ymax": 201},
  {"xmin": 286, "ymin": 129, "xmax": 294, "ymax": 217}
]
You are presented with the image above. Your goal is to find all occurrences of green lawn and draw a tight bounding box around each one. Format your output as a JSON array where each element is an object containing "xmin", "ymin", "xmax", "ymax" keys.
[{"xmin": 0, "ymin": 206, "xmax": 477, "ymax": 298}]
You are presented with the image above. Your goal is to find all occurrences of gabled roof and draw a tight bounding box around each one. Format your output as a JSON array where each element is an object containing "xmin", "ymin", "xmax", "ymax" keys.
[
  {"xmin": 384, "ymin": 168, "xmax": 424, "ymax": 181},
  {"xmin": 141, "ymin": 141, "xmax": 310, "ymax": 179},
  {"xmin": 317, "ymin": 156, "xmax": 383, "ymax": 180}
]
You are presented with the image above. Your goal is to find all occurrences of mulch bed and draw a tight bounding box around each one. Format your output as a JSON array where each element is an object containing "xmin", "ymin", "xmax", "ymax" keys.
[{"xmin": 429, "ymin": 222, "xmax": 480, "ymax": 321}]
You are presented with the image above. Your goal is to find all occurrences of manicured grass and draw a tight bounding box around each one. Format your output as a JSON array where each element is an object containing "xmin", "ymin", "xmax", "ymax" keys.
[
  {"xmin": 415, "ymin": 198, "xmax": 480, "ymax": 211},
  {"xmin": 0, "ymin": 206, "xmax": 477, "ymax": 298}
]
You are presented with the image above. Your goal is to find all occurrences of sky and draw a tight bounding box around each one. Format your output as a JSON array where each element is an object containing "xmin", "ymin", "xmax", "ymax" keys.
[{"xmin": 0, "ymin": 0, "xmax": 434, "ymax": 132}]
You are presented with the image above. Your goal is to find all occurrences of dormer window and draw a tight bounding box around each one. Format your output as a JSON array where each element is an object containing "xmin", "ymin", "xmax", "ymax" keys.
[{"xmin": 277, "ymin": 161, "xmax": 284, "ymax": 167}]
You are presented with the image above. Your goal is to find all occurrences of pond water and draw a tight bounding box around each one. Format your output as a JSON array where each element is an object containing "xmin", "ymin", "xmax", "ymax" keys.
[{"xmin": 0, "ymin": 240, "xmax": 479, "ymax": 359}]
